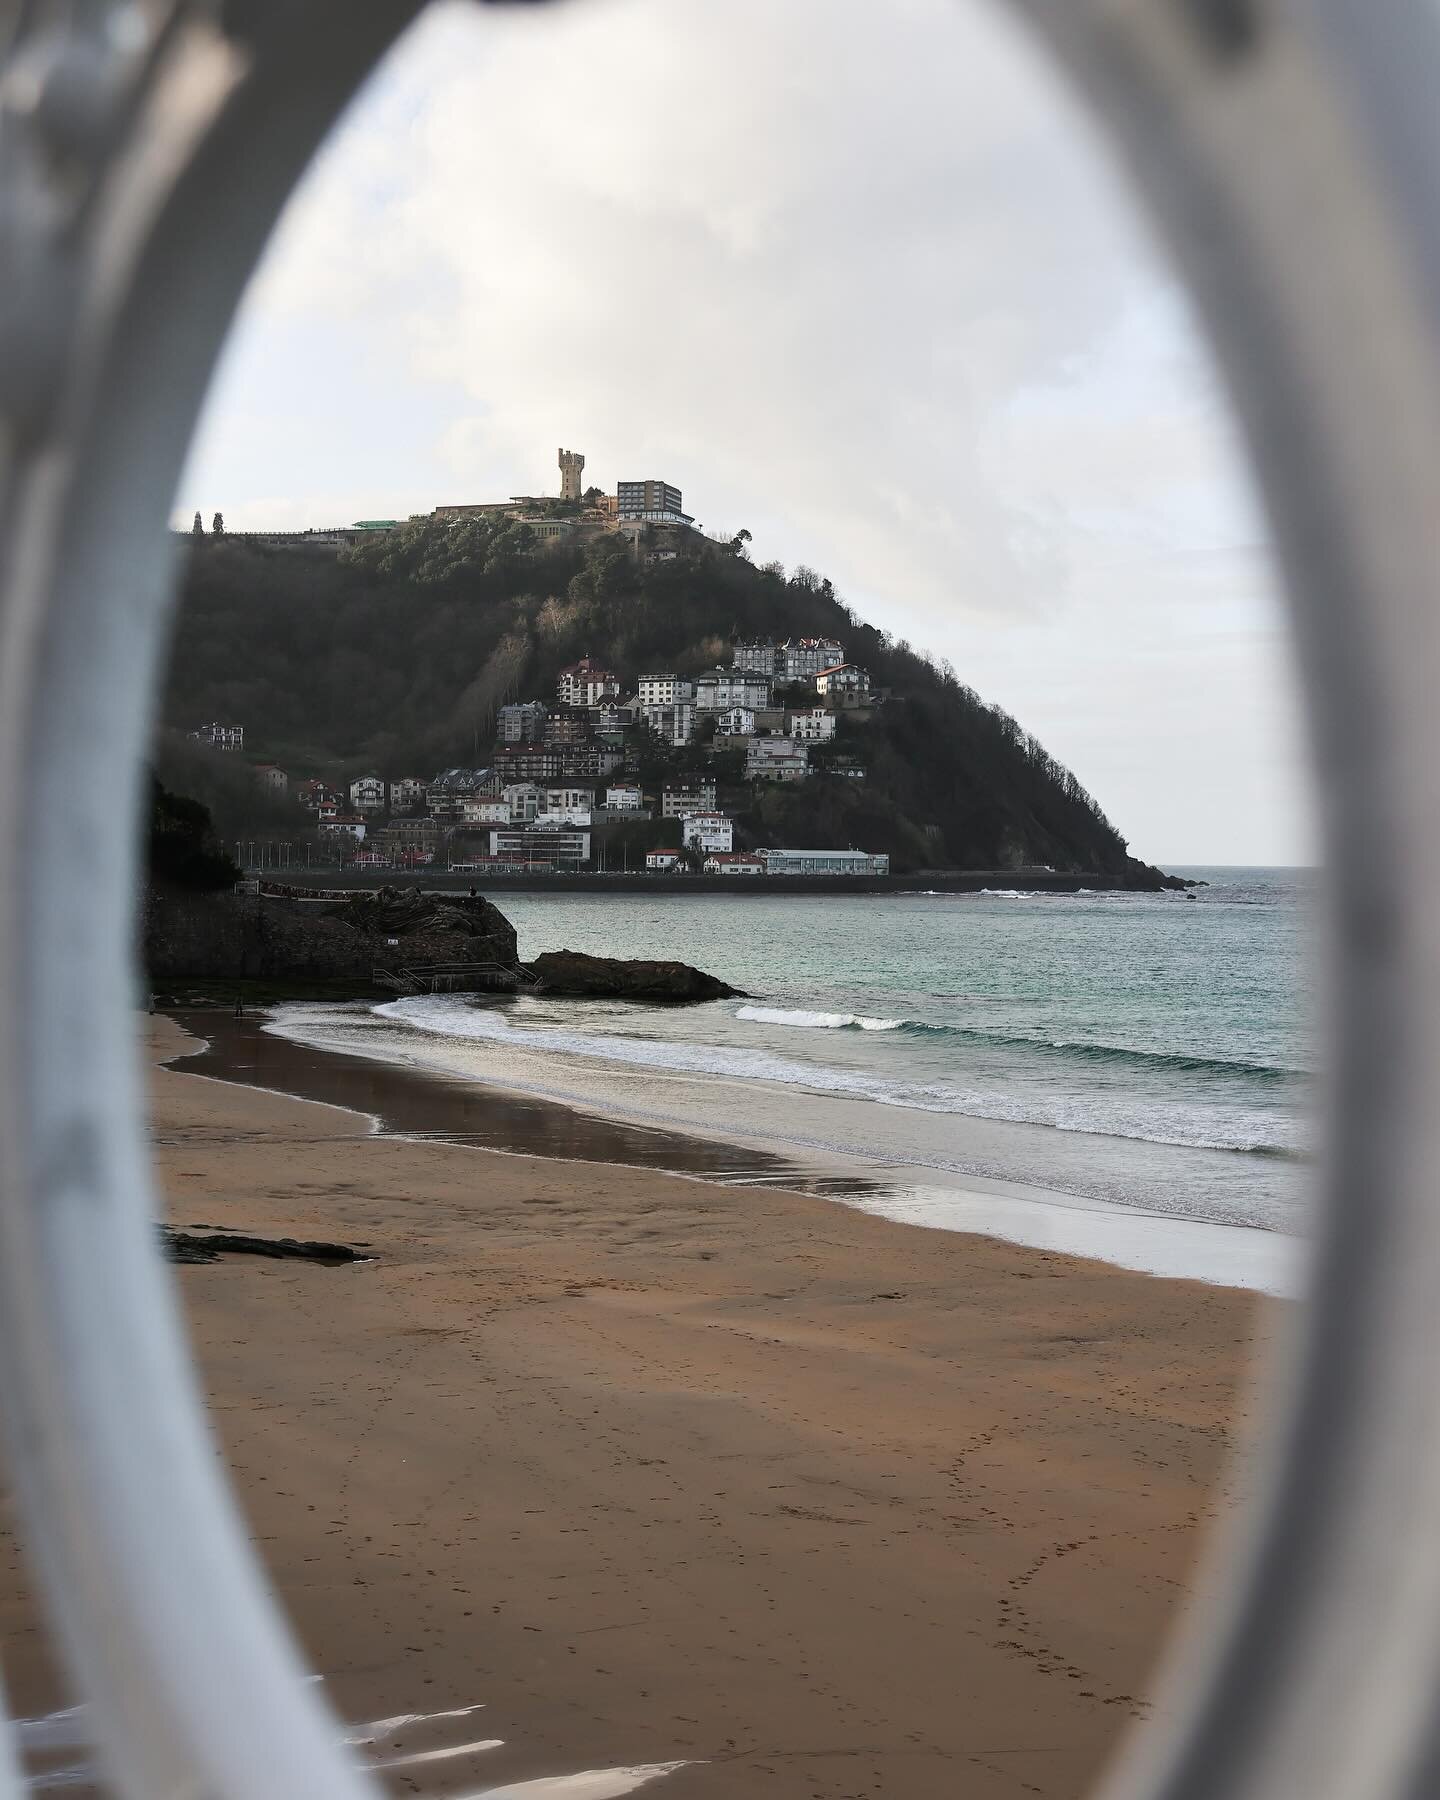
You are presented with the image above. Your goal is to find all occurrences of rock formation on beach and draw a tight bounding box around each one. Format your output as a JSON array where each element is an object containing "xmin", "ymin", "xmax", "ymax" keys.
[
  {"xmin": 525, "ymin": 949, "xmax": 743, "ymax": 1002},
  {"xmin": 144, "ymin": 881, "xmax": 517, "ymax": 988}
]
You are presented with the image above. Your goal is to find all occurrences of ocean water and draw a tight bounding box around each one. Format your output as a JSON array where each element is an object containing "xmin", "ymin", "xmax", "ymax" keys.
[{"xmin": 266, "ymin": 869, "xmax": 1315, "ymax": 1289}]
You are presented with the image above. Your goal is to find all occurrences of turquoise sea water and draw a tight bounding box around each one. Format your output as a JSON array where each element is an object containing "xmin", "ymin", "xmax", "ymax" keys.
[{"xmin": 270, "ymin": 870, "xmax": 1313, "ymax": 1261}]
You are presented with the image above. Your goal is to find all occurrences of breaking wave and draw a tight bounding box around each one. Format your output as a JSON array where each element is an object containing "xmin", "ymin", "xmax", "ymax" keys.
[
  {"xmin": 733, "ymin": 1005, "xmax": 1304, "ymax": 1082},
  {"xmin": 735, "ymin": 1005, "xmax": 902, "ymax": 1032}
]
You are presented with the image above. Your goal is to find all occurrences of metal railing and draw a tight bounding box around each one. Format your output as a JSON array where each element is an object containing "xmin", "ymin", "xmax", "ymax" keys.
[{"xmin": 2, "ymin": 2, "xmax": 1440, "ymax": 1798}]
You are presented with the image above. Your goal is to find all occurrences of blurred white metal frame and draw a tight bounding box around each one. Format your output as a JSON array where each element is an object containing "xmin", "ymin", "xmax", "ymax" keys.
[{"xmin": 0, "ymin": 1, "xmax": 1438, "ymax": 1797}]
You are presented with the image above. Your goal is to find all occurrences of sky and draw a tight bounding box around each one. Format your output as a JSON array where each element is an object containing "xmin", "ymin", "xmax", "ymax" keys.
[{"xmin": 174, "ymin": 0, "xmax": 1316, "ymax": 867}]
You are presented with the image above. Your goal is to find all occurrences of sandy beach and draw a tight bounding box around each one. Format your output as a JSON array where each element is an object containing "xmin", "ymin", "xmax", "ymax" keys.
[{"xmin": 0, "ymin": 1016, "xmax": 1275, "ymax": 1798}]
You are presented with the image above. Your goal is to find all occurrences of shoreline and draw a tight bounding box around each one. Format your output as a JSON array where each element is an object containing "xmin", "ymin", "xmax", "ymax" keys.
[
  {"xmin": 177, "ymin": 1005, "xmax": 1302, "ymax": 1296},
  {"xmin": 234, "ymin": 869, "xmax": 1196, "ymax": 898},
  {"xmin": 8, "ymin": 1013, "xmax": 1269, "ymax": 1800}
]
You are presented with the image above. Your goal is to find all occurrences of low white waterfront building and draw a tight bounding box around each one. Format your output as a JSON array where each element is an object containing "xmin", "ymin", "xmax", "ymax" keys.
[
  {"xmin": 762, "ymin": 848, "xmax": 890, "ymax": 876},
  {"xmin": 489, "ymin": 825, "xmax": 591, "ymax": 866}
]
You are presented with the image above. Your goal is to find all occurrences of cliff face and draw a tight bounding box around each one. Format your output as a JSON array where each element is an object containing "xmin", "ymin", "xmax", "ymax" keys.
[{"xmin": 143, "ymin": 883, "xmax": 517, "ymax": 983}]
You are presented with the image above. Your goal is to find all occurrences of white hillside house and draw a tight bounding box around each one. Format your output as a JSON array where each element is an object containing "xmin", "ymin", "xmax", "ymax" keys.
[
  {"xmin": 349, "ymin": 774, "xmax": 386, "ymax": 813},
  {"xmin": 788, "ymin": 708, "xmax": 836, "ymax": 741},
  {"xmin": 682, "ymin": 813, "xmax": 733, "ymax": 855},
  {"xmin": 816, "ymin": 663, "xmax": 871, "ymax": 700}
]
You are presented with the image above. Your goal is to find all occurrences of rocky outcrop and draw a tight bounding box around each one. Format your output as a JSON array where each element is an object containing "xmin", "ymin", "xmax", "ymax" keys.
[
  {"xmin": 526, "ymin": 949, "xmax": 742, "ymax": 1002},
  {"xmin": 143, "ymin": 881, "xmax": 518, "ymax": 985},
  {"xmin": 163, "ymin": 1227, "xmax": 364, "ymax": 1264}
]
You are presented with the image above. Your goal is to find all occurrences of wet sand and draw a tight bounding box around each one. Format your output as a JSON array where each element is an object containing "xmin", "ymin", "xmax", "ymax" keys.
[
  {"xmin": 0, "ymin": 1017, "xmax": 1276, "ymax": 1799},
  {"xmin": 172, "ymin": 1009, "xmax": 883, "ymax": 1199}
]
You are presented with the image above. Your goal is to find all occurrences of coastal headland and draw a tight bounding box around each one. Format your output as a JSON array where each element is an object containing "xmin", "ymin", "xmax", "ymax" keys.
[{"xmin": 0, "ymin": 1016, "xmax": 1276, "ymax": 1799}]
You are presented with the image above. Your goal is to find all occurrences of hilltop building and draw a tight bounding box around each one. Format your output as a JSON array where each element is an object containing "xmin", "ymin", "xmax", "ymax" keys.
[
  {"xmin": 617, "ymin": 478, "xmax": 690, "ymax": 524},
  {"xmin": 559, "ymin": 447, "xmax": 585, "ymax": 502}
]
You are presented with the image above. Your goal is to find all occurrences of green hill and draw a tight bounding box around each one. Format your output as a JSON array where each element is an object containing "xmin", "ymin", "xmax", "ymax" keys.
[{"xmin": 160, "ymin": 516, "xmax": 1166, "ymax": 880}]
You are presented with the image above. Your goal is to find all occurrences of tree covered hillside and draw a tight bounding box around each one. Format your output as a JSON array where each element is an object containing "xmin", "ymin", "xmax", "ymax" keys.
[{"xmin": 161, "ymin": 516, "xmax": 1157, "ymax": 877}]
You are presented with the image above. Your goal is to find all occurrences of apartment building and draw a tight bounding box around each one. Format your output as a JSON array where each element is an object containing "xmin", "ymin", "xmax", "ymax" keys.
[
  {"xmin": 732, "ymin": 639, "xmax": 777, "ymax": 677},
  {"xmin": 497, "ymin": 700, "xmax": 548, "ymax": 744},
  {"xmin": 558, "ymin": 659, "xmax": 620, "ymax": 708},
  {"xmin": 778, "ymin": 639, "xmax": 845, "ymax": 682},
  {"xmin": 636, "ymin": 673, "xmax": 694, "ymax": 708},
  {"xmin": 682, "ymin": 813, "xmax": 733, "ymax": 855},
  {"xmin": 694, "ymin": 668, "xmax": 771, "ymax": 712},
  {"xmin": 746, "ymin": 738, "xmax": 809, "ymax": 783},
  {"xmin": 662, "ymin": 780, "xmax": 718, "ymax": 819}
]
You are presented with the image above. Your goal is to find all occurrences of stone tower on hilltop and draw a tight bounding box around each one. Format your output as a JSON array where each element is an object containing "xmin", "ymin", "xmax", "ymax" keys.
[{"xmin": 558, "ymin": 447, "xmax": 585, "ymax": 502}]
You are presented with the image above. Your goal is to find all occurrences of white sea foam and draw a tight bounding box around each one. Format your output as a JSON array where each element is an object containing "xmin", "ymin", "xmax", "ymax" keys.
[{"xmin": 735, "ymin": 1004, "xmax": 902, "ymax": 1031}]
